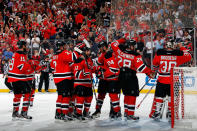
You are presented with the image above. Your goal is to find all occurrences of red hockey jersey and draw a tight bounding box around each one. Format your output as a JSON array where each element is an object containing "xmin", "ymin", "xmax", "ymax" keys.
[
  {"xmin": 26, "ymin": 59, "xmax": 43, "ymax": 81},
  {"xmin": 50, "ymin": 50, "xmax": 78, "ymax": 83},
  {"xmin": 96, "ymin": 52, "xmax": 106, "ymax": 80},
  {"xmin": 111, "ymin": 39, "xmax": 152, "ymax": 76},
  {"xmin": 8, "ymin": 51, "xmax": 32, "ymax": 82},
  {"xmin": 102, "ymin": 51, "xmax": 120, "ymax": 81},
  {"xmin": 153, "ymin": 49, "xmax": 192, "ymax": 84},
  {"xmin": 72, "ymin": 57, "xmax": 94, "ymax": 88}
]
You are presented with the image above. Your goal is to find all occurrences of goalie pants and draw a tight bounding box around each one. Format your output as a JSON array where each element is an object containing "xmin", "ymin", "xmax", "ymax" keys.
[
  {"xmin": 12, "ymin": 81, "xmax": 31, "ymax": 112},
  {"xmin": 56, "ymin": 79, "xmax": 73, "ymax": 115},
  {"xmin": 74, "ymin": 85, "xmax": 93, "ymax": 115}
]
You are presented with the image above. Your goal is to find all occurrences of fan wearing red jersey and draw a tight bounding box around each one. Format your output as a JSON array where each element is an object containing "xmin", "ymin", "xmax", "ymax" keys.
[
  {"xmin": 8, "ymin": 40, "xmax": 33, "ymax": 120},
  {"xmin": 72, "ymin": 47, "xmax": 94, "ymax": 120},
  {"xmin": 111, "ymin": 39, "xmax": 155, "ymax": 120},
  {"xmin": 150, "ymin": 40, "xmax": 192, "ymax": 121},
  {"xmin": 50, "ymin": 41, "xmax": 79, "ymax": 121}
]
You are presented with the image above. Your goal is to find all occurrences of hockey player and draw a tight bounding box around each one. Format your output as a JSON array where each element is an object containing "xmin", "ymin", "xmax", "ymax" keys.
[
  {"xmin": 72, "ymin": 47, "xmax": 94, "ymax": 120},
  {"xmin": 27, "ymin": 58, "xmax": 43, "ymax": 107},
  {"xmin": 8, "ymin": 40, "xmax": 33, "ymax": 119},
  {"xmin": 101, "ymin": 48, "xmax": 121, "ymax": 120},
  {"xmin": 50, "ymin": 41, "xmax": 79, "ymax": 121},
  {"xmin": 92, "ymin": 41, "xmax": 110, "ymax": 118},
  {"xmin": 110, "ymin": 39, "xmax": 155, "ymax": 120},
  {"xmin": 150, "ymin": 39, "xmax": 192, "ymax": 121}
]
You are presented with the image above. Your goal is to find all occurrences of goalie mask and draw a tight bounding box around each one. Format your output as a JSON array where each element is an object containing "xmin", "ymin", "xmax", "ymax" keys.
[{"xmin": 165, "ymin": 39, "xmax": 175, "ymax": 49}]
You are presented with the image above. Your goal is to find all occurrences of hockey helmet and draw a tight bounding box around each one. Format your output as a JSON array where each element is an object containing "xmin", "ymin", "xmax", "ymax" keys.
[
  {"xmin": 125, "ymin": 39, "xmax": 137, "ymax": 48},
  {"xmin": 56, "ymin": 41, "xmax": 64, "ymax": 49},
  {"xmin": 98, "ymin": 41, "xmax": 108, "ymax": 48},
  {"xmin": 17, "ymin": 40, "xmax": 27, "ymax": 49}
]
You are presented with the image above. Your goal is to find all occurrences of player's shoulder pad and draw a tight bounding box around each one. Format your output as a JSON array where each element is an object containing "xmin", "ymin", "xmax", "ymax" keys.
[
  {"xmin": 156, "ymin": 49, "xmax": 183, "ymax": 56},
  {"xmin": 74, "ymin": 58, "xmax": 84, "ymax": 63},
  {"xmin": 105, "ymin": 51, "xmax": 113, "ymax": 59}
]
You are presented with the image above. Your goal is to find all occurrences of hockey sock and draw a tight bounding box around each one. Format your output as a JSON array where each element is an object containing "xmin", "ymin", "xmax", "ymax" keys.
[
  {"xmin": 76, "ymin": 96, "xmax": 85, "ymax": 115},
  {"xmin": 22, "ymin": 93, "xmax": 30, "ymax": 112},
  {"xmin": 62, "ymin": 97, "xmax": 70, "ymax": 115},
  {"xmin": 96, "ymin": 93, "xmax": 106, "ymax": 110},
  {"xmin": 149, "ymin": 97, "xmax": 156, "ymax": 118},
  {"xmin": 84, "ymin": 96, "xmax": 93, "ymax": 113},
  {"xmin": 109, "ymin": 93, "xmax": 120, "ymax": 113},
  {"xmin": 124, "ymin": 95, "xmax": 128, "ymax": 116},
  {"xmin": 56, "ymin": 95, "xmax": 62, "ymax": 114},
  {"xmin": 69, "ymin": 95, "xmax": 76, "ymax": 114},
  {"xmin": 155, "ymin": 97, "xmax": 164, "ymax": 115},
  {"xmin": 13, "ymin": 94, "xmax": 22, "ymax": 111},
  {"xmin": 126, "ymin": 96, "xmax": 136, "ymax": 116},
  {"xmin": 30, "ymin": 89, "xmax": 35, "ymax": 105}
]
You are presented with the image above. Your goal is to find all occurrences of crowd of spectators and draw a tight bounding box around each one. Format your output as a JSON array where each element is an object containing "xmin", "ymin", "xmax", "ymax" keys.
[
  {"xmin": 0, "ymin": 0, "xmax": 111, "ymax": 73},
  {"xmin": 110, "ymin": 0, "xmax": 197, "ymax": 66},
  {"xmin": 0, "ymin": 0, "xmax": 197, "ymax": 73}
]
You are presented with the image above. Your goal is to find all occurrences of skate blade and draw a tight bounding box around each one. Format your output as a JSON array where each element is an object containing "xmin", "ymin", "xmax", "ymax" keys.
[{"xmin": 19, "ymin": 117, "xmax": 32, "ymax": 121}]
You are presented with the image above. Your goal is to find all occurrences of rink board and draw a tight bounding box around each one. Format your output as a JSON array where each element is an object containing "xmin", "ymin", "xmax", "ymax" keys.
[{"xmin": 0, "ymin": 74, "xmax": 197, "ymax": 94}]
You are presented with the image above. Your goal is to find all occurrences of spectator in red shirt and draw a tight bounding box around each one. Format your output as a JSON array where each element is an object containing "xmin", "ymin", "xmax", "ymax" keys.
[{"xmin": 75, "ymin": 9, "xmax": 85, "ymax": 30}]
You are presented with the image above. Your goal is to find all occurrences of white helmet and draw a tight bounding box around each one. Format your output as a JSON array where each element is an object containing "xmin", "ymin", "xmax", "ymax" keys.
[{"xmin": 165, "ymin": 39, "xmax": 175, "ymax": 49}]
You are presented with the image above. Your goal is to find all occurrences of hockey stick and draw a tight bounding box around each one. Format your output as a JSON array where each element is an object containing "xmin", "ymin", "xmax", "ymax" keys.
[
  {"xmin": 84, "ymin": 58, "xmax": 98, "ymax": 102},
  {"xmin": 136, "ymin": 84, "xmax": 155, "ymax": 109},
  {"xmin": 139, "ymin": 77, "xmax": 152, "ymax": 93}
]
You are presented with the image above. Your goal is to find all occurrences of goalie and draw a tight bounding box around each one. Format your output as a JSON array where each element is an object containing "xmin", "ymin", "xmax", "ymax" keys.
[{"xmin": 150, "ymin": 39, "xmax": 192, "ymax": 121}]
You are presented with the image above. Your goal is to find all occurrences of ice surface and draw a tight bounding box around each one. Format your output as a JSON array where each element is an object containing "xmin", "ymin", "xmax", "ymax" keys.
[{"xmin": 0, "ymin": 93, "xmax": 196, "ymax": 131}]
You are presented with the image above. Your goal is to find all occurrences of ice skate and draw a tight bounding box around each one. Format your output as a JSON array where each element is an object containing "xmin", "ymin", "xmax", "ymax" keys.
[
  {"xmin": 20, "ymin": 111, "xmax": 32, "ymax": 120},
  {"xmin": 126, "ymin": 115, "xmax": 139, "ymax": 121},
  {"xmin": 91, "ymin": 109, "xmax": 101, "ymax": 118},
  {"xmin": 73, "ymin": 113, "xmax": 85, "ymax": 121},
  {"xmin": 151, "ymin": 112, "xmax": 161, "ymax": 121},
  {"xmin": 110, "ymin": 111, "xmax": 121, "ymax": 121},
  {"xmin": 12, "ymin": 110, "xmax": 21, "ymax": 120},
  {"xmin": 55, "ymin": 111, "xmax": 61, "ymax": 120},
  {"xmin": 83, "ymin": 111, "xmax": 93, "ymax": 120},
  {"xmin": 61, "ymin": 114, "xmax": 73, "ymax": 121}
]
